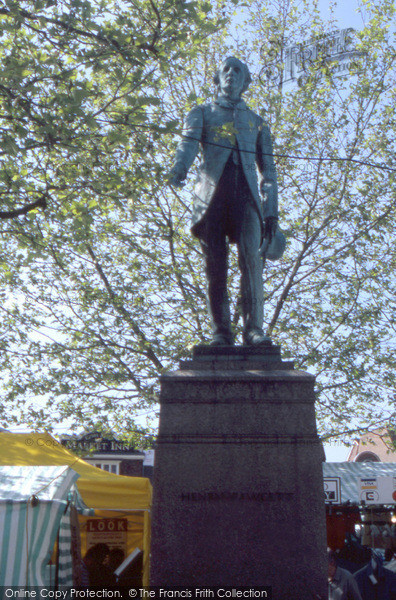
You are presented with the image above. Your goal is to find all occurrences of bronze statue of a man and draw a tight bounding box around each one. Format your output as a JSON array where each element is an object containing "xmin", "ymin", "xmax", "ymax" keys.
[{"xmin": 169, "ymin": 56, "xmax": 279, "ymax": 346}]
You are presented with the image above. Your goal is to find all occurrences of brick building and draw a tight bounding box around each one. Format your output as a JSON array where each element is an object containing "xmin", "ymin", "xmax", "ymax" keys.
[
  {"xmin": 347, "ymin": 427, "xmax": 396, "ymax": 462},
  {"xmin": 61, "ymin": 431, "xmax": 153, "ymax": 478}
]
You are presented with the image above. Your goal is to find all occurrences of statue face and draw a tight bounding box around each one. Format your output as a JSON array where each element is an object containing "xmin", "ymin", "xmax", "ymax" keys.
[{"xmin": 218, "ymin": 58, "xmax": 245, "ymax": 99}]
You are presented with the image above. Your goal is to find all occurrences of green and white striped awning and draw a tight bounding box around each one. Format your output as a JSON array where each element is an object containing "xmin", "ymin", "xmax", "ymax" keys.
[{"xmin": 0, "ymin": 465, "xmax": 79, "ymax": 586}]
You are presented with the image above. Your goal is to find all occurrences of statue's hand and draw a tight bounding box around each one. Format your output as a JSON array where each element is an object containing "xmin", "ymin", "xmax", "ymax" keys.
[
  {"xmin": 264, "ymin": 216, "xmax": 278, "ymax": 244},
  {"xmin": 168, "ymin": 164, "xmax": 186, "ymax": 188}
]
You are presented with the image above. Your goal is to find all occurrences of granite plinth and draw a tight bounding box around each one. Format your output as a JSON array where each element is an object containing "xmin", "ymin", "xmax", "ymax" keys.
[{"xmin": 150, "ymin": 345, "xmax": 327, "ymax": 597}]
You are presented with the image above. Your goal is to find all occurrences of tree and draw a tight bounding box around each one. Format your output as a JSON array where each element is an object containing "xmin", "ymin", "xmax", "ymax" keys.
[
  {"xmin": 0, "ymin": 0, "xmax": 395, "ymax": 445},
  {"xmin": 0, "ymin": 0, "xmax": 227, "ymax": 440},
  {"xmin": 231, "ymin": 0, "xmax": 396, "ymax": 441}
]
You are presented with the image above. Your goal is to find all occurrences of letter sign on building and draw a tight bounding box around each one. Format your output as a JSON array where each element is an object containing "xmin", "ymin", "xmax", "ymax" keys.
[{"xmin": 324, "ymin": 477, "xmax": 341, "ymax": 504}]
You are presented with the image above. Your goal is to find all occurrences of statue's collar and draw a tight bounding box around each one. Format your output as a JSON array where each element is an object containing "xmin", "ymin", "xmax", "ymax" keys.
[{"xmin": 214, "ymin": 96, "xmax": 247, "ymax": 110}]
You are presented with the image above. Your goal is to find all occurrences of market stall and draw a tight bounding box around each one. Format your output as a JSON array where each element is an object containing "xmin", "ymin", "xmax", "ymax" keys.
[
  {"xmin": 0, "ymin": 432, "xmax": 152, "ymax": 585},
  {"xmin": 324, "ymin": 462, "xmax": 396, "ymax": 556},
  {"xmin": 0, "ymin": 465, "xmax": 80, "ymax": 586}
]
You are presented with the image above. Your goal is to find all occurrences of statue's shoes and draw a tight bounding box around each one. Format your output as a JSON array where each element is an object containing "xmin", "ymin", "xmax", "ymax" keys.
[
  {"xmin": 210, "ymin": 333, "xmax": 234, "ymax": 346},
  {"xmin": 243, "ymin": 330, "xmax": 271, "ymax": 346}
]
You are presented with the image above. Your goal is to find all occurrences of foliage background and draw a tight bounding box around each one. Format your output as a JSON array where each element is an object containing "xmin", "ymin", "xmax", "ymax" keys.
[{"xmin": 0, "ymin": 0, "xmax": 395, "ymax": 445}]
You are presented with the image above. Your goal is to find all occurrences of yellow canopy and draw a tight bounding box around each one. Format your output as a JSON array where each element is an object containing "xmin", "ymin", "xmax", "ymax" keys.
[
  {"xmin": 0, "ymin": 431, "xmax": 152, "ymax": 585},
  {"xmin": 0, "ymin": 431, "xmax": 152, "ymax": 509}
]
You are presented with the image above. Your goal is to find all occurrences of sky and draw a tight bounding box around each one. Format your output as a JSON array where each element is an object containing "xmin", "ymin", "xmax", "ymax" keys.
[
  {"xmin": 324, "ymin": 440, "xmax": 351, "ymax": 461},
  {"xmin": 317, "ymin": 0, "xmax": 369, "ymax": 28}
]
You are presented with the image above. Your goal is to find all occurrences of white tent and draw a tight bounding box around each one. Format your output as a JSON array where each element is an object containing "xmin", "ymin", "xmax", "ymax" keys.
[{"xmin": 0, "ymin": 465, "xmax": 79, "ymax": 586}]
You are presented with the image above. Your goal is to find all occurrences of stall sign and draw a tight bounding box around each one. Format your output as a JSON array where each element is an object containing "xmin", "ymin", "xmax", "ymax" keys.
[
  {"xmin": 359, "ymin": 477, "xmax": 396, "ymax": 504},
  {"xmin": 324, "ymin": 477, "xmax": 341, "ymax": 504},
  {"xmin": 86, "ymin": 517, "xmax": 128, "ymax": 553}
]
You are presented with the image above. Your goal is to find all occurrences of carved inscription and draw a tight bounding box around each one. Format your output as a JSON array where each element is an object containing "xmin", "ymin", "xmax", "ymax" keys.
[{"xmin": 180, "ymin": 491, "xmax": 294, "ymax": 502}]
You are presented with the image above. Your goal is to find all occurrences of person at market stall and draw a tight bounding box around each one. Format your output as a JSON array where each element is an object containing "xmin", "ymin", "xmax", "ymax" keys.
[
  {"xmin": 82, "ymin": 543, "xmax": 116, "ymax": 586},
  {"xmin": 328, "ymin": 549, "xmax": 363, "ymax": 600}
]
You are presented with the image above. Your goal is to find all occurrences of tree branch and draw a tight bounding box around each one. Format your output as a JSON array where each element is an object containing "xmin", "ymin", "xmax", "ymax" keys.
[{"xmin": 0, "ymin": 195, "xmax": 47, "ymax": 220}]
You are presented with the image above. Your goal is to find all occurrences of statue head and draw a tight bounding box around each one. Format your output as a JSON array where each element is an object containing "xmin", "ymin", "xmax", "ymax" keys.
[{"xmin": 214, "ymin": 56, "xmax": 252, "ymax": 99}]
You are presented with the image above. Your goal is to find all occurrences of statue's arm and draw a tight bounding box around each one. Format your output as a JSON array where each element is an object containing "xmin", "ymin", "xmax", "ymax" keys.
[
  {"xmin": 256, "ymin": 120, "xmax": 278, "ymax": 220},
  {"xmin": 168, "ymin": 106, "xmax": 204, "ymax": 187}
]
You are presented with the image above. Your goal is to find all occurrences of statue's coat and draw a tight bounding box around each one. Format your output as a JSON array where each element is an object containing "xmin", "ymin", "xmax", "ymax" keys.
[{"xmin": 173, "ymin": 98, "xmax": 278, "ymax": 237}]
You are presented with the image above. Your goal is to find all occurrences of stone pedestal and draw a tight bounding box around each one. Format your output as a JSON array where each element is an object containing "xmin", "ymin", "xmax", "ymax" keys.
[{"xmin": 150, "ymin": 344, "xmax": 327, "ymax": 598}]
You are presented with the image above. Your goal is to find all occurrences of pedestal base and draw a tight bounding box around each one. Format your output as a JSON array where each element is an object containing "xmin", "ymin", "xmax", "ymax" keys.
[{"xmin": 150, "ymin": 345, "xmax": 327, "ymax": 597}]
